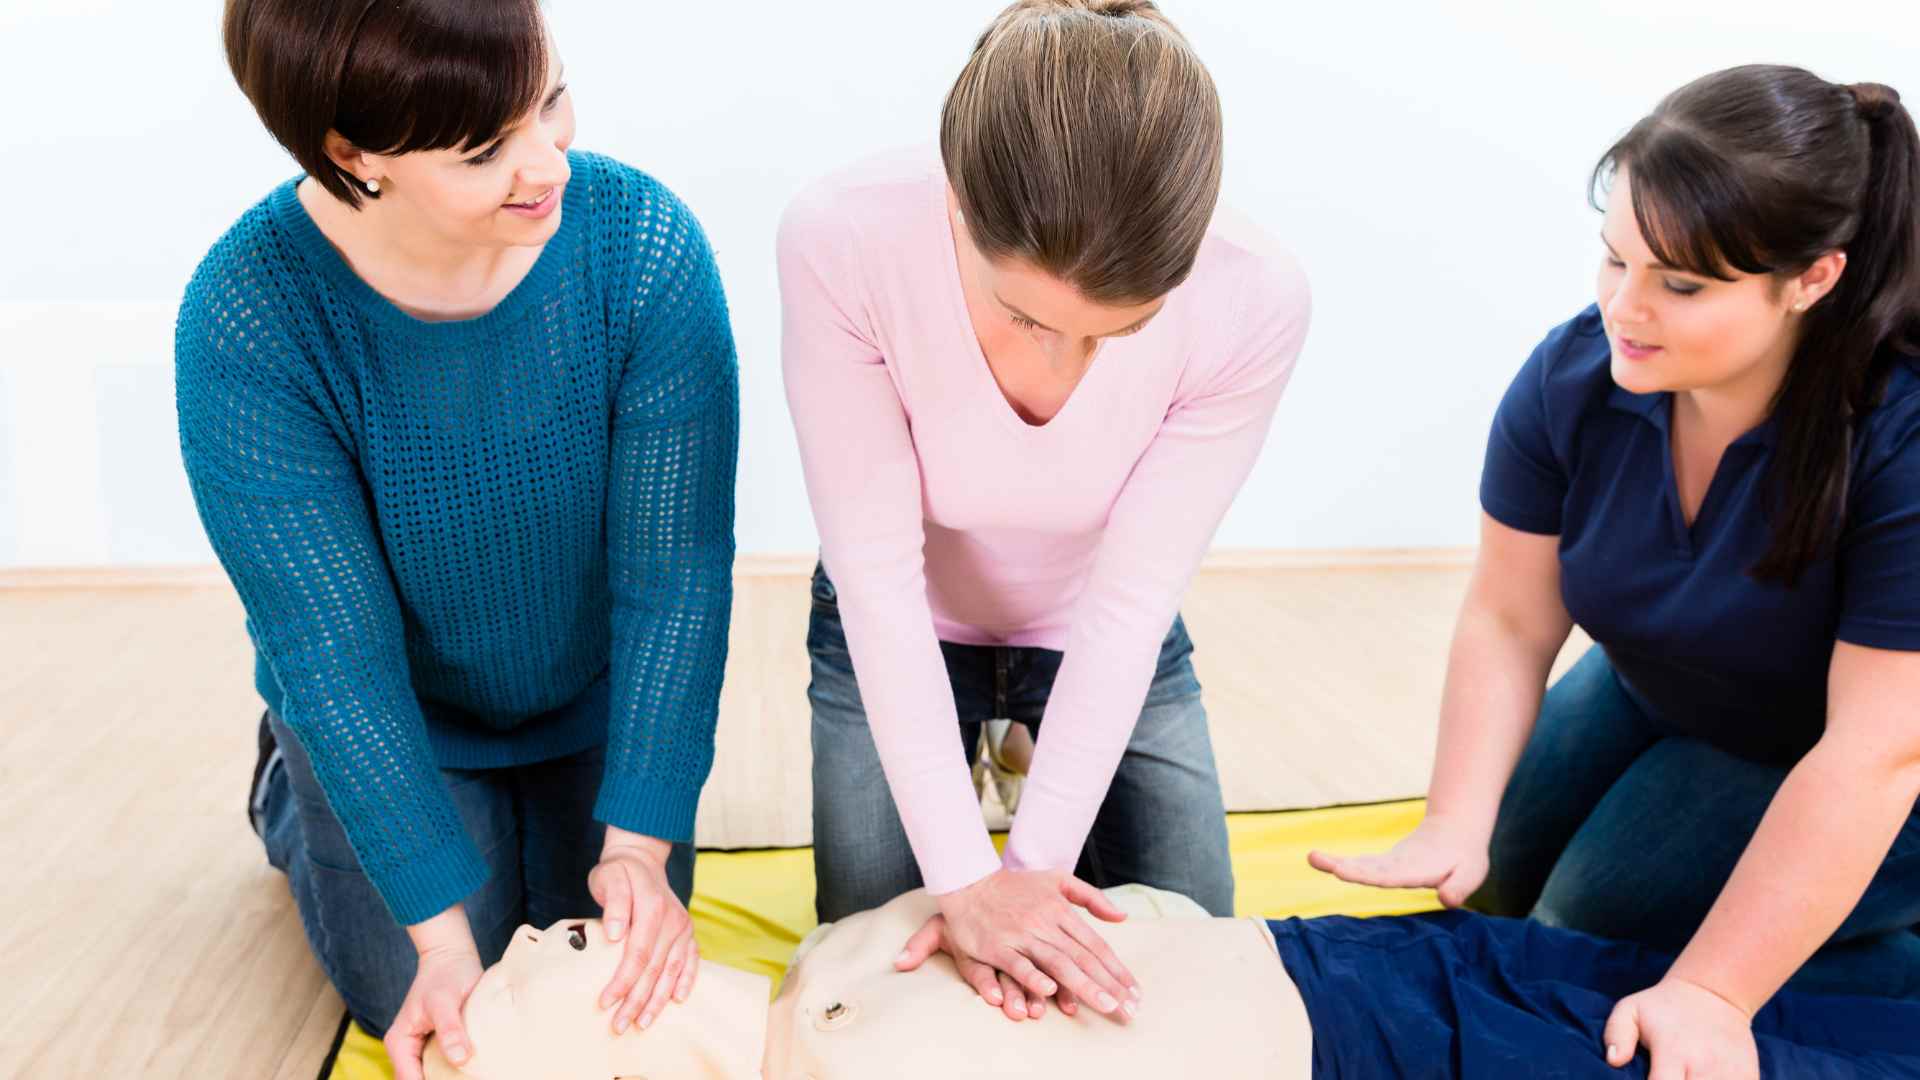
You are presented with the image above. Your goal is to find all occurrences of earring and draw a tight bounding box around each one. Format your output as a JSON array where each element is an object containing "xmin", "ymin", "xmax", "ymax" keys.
[
  {"xmin": 1794, "ymin": 301, "xmax": 1807, "ymax": 312},
  {"xmin": 365, "ymin": 178, "xmax": 381, "ymax": 194}
]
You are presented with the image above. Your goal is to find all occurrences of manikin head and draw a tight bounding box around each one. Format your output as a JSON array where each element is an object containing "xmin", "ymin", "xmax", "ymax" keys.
[{"xmin": 423, "ymin": 918, "xmax": 768, "ymax": 1080}]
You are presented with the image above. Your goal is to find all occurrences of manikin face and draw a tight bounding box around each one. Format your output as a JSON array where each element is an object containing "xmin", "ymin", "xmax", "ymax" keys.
[{"xmin": 424, "ymin": 919, "xmax": 768, "ymax": 1080}]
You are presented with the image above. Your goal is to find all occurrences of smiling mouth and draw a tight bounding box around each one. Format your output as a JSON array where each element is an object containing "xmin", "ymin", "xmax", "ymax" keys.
[{"xmin": 505, "ymin": 189, "xmax": 554, "ymax": 210}]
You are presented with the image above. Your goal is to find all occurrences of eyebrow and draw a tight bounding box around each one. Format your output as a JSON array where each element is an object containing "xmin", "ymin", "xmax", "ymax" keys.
[
  {"xmin": 1599, "ymin": 231, "xmax": 1695, "ymax": 275},
  {"xmin": 466, "ymin": 64, "xmax": 568, "ymax": 158},
  {"xmin": 994, "ymin": 293, "xmax": 1163, "ymax": 338}
]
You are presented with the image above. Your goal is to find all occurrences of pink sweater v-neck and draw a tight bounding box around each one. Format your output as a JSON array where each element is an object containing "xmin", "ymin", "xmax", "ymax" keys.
[{"xmin": 778, "ymin": 148, "xmax": 1312, "ymax": 893}]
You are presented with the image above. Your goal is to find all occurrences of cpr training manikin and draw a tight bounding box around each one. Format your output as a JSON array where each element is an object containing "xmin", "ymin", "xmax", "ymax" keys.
[{"xmin": 423, "ymin": 885, "xmax": 1313, "ymax": 1079}]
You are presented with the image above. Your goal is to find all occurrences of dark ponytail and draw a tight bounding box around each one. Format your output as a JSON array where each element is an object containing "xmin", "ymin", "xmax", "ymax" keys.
[{"xmin": 1592, "ymin": 66, "xmax": 1920, "ymax": 584}]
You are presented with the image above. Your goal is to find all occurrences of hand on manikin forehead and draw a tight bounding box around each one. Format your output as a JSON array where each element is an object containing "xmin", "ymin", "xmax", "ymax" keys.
[{"xmin": 424, "ymin": 918, "xmax": 768, "ymax": 1080}]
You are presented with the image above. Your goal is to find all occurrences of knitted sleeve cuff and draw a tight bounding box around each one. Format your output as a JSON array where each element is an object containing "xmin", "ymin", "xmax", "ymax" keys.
[{"xmin": 366, "ymin": 834, "xmax": 493, "ymax": 927}]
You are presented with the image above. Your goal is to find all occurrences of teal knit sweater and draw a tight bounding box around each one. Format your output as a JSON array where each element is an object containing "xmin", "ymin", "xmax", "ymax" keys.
[{"xmin": 175, "ymin": 152, "xmax": 739, "ymax": 924}]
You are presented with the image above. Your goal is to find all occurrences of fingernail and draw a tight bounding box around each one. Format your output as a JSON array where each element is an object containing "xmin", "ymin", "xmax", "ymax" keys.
[
  {"xmin": 640, "ymin": 1012, "xmax": 654, "ymax": 1030},
  {"xmin": 446, "ymin": 1043, "xmax": 467, "ymax": 1063},
  {"xmin": 598, "ymin": 992, "xmax": 613, "ymax": 1010},
  {"xmin": 894, "ymin": 950, "xmax": 911, "ymax": 964},
  {"xmin": 1041, "ymin": 980, "xmax": 1057, "ymax": 995},
  {"xmin": 1097, "ymin": 992, "xmax": 1119, "ymax": 1012},
  {"xmin": 607, "ymin": 920, "xmax": 624, "ymax": 940},
  {"xmin": 1606, "ymin": 1044, "xmax": 1618, "ymax": 1061},
  {"xmin": 614, "ymin": 1015, "xmax": 630, "ymax": 1034},
  {"xmin": 1123, "ymin": 1000, "xmax": 1138, "ymax": 1018},
  {"xmin": 1130, "ymin": 984, "xmax": 1143, "ymax": 1001}
]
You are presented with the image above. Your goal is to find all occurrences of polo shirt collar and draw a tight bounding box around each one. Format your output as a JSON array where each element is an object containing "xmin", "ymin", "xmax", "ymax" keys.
[{"xmin": 1606, "ymin": 382, "xmax": 1780, "ymax": 448}]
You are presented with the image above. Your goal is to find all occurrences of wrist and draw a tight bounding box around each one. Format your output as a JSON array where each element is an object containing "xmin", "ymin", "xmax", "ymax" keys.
[
  {"xmin": 602, "ymin": 824, "xmax": 673, "ymax": 864},
  {"xmin": 406, "ymin": 904, "xmax": 478, "ymax": 958},
  {"xmin": 1665, "ymin": 968, "xmax": 1759, "ymax": 1020},
  {"xmin": 936, "ymin": 867, "xmax": 1002, "ymax": 909},
  {"xmin": 1418, "ymin": 807, "xmax": 1494, "ymax": 845}
]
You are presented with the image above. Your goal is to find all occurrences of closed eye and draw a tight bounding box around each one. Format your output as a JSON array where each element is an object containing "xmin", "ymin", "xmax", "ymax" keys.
[{"xmin": 1603, "ymin": 254, "xmax": 1703, "ymax": 296}]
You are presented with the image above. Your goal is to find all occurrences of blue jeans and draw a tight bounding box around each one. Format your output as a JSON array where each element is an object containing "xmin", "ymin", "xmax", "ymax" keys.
[
  {"xmin": 259, "ymin": 709, "xmax": 695, "ymax": 1036},
  {"xmin": 1471, "ymin": 646, "xmax": 1920, "ymax": 998},
  {"xmin": 806, "ymin": 564, "xmax": 1235, "ymax": 922}
]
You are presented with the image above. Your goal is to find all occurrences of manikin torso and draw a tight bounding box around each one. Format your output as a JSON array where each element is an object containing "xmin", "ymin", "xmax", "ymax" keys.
[{"xmin": 426, "ymin": 887, "xmax": 1313, "ymax": 1079}]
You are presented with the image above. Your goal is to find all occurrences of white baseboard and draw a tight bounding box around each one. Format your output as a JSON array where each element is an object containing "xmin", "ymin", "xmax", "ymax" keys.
[{"xmin": 0, "ymin": 548, "xmax": 1477, "ymax": 590}]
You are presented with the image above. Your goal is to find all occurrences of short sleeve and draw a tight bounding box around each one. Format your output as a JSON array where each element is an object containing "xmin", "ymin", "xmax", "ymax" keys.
[
  {"xmin": 1479, "ymin": 338, "xmax": 1570, "ymax": 535},
  {"xmin": 1836, "ymin": 421, "xmax": 1920, "ymax": 651}
]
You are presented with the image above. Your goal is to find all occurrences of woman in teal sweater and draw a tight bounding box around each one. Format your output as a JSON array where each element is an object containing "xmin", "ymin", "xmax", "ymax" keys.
[{"xmin": 177, "ymin": 3, "xmax": 738, "ymax": 1076}]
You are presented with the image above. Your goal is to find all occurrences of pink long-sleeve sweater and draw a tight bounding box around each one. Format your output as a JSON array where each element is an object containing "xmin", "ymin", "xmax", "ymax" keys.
[{"xmin": 778, "ymin": 148, "xmax": 1312, "ymax": 894}]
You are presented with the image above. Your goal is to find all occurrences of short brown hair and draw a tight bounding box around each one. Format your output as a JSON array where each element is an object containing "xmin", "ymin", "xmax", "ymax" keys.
[
  {"xmin": 223, "ymin": 0, "xmax": 549, "ymax": 208},
  {"xmin": 939, "ymin": 0, "xmax": 1224, "ymax": 305}
]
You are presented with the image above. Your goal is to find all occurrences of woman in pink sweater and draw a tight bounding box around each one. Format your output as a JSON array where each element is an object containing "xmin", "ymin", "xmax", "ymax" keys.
[{"xmin": 778, "ymin": 0, "xmax": 1311, "ymax": 1023}]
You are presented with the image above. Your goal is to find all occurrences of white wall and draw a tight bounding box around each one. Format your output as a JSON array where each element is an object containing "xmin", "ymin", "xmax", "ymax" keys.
[{"xmin": 1, "ymin": 0, "xmax": 1912, "ymax": 566}]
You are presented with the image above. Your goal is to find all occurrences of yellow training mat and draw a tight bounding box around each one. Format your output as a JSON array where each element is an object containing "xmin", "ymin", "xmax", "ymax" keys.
[{"xmin": 327, "ymin": 800, "xmax": 1439, "ymax": 1079}]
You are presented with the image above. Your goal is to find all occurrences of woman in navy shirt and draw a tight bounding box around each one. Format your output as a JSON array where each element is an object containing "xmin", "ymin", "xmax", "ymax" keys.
[{"xmin": 1315, "ymin": 65, "xmax": 1920, "ymax": 1077}]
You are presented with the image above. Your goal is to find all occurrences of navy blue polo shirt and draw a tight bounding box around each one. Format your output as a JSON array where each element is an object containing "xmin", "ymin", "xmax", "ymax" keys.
[{"xmin": 1481, "ymin": 306, "xmax": 1920, "ymax": 764}]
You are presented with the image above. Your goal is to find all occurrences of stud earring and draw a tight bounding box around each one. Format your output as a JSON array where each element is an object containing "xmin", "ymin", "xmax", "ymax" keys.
[{"xmin": 365, "ymin": 178, "xmax": 381, "ymax": 194}]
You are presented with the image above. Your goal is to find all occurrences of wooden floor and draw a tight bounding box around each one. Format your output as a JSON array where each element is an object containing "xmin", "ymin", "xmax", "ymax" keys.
[
  {"xmin": 0, "ymin": 560, "xmax": 1586, "ymax": 1078},
  {"xmin": 0, "ymin": 585, "xmax": 345, "ymax": 1079}
]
